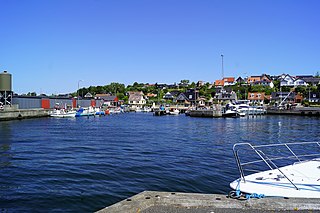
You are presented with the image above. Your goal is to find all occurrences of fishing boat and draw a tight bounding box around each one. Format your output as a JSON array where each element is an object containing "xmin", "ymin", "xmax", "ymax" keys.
[
  {"xmin": 50, "ymin": 109, "xmax": 76, "ymax": 118},
  {"xmin": 230, "ymin": 142, "xmax": 320, "ymax": 198}
]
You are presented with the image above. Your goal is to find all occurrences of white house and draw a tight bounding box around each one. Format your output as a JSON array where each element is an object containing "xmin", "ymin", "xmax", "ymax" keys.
[
  {"xmin": 294, "ymin": 78, "xmax": 308, "ymax": 86},
  {"xmin": 128, "ymin": 91, "xmax": 146, "ymax": 109},
  {"xmin": 280, "ymin": 74, "xmax": 295, "ymax": 87}
]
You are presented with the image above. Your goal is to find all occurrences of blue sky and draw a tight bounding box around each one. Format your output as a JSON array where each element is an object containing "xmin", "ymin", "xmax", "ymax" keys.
[{"xmin": 1, "ymin": 0, "xmax": 319, "ymax": 95}]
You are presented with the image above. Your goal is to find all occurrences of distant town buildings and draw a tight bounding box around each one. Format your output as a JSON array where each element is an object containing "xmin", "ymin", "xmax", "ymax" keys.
[{"xmin": 4, "ymin": 69, "xmax": 320, "ymax": 110}]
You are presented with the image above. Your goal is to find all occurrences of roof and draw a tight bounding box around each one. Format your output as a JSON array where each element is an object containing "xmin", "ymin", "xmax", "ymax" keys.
[
  {"xmin": 128, "ymin": 92, "xmax": 145, "ymax": 102},
  {"xmin": 223, "ymin": 77, "xmax": 235, "ymax": 82},
  {"xmin": 84, "ymin": 92, "xmax": 93, "ymax": 98},
  {"xmin": 176, "ymin": 93, "xmax": 189, "ymax": 101},
  {"xmin": 215, "ymin": 80, "xmax": 224, "ymax": 86}
]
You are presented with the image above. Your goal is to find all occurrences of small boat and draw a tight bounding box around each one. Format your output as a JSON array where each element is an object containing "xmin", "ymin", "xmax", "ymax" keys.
[
  {"xmin": 109, "ymin": 107, "xmax": 123, "ymax": 114},
  {"xmin": 75, "ymin": 107, "xmax": 95, "ymax": 117},
  {"xmin": 153, "ymin": 106, "xmax": 166, "ymax": 116},
  {"xmin": 230, "ymin": 142, "xmax": 320, "ymax": 198},
  {"xmin": 135, "ymin": 107, "xmax": 142, "ymax": 112},
  {"xmin": 142, "ymin": 107, "xmax": 151, "ymax": 112},
  {"xmin": 50, "ymin": 109, "xmax": 76, "ymax": 118},
  {"xmin": 95, "ymin": 108, "xmax": 105, "ymax": 116},
  {"xmin": 169, "ymin": 109, "xmax": 180, "ymax": 115}
]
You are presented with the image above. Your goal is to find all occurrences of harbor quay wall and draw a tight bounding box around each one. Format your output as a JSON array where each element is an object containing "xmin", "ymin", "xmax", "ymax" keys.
[
  {"xmin": 189, "ymin": 109, "xmax": 222, "ymax": 117},
  {"xmin": 267, "ymin": 107, "xmax": 320, "ymax": 116},
  {"xmin": 97, "ymin": 191, "xmax": 320, "ymax": 213},
  {"xmin": 0, "ymin": 106, "xmax": 49, "ymax": 121}
]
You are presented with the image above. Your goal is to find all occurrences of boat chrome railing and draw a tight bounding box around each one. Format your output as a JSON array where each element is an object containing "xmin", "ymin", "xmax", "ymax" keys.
[{"xmin": 233, "ymin": 142, "xmax": 320, "ymax": 190}]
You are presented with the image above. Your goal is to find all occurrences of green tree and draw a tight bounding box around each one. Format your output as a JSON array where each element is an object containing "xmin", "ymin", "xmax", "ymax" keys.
[
  {"xmin": 27, "ymin": 92, "xmax": 37, "ymax": 96},
  {"xmin": 189, "ymin": 82, "xmax": 196, "ymax": 89},
  {"xmin": 180, "ymin": 79, "xmax": 190, "ymax": 84},
  {"xmin": 273, "ymin": 80, "xmax": 280, "ymax": 92}
]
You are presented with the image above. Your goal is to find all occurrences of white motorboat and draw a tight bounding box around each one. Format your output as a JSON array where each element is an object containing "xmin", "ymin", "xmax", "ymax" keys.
[
  {"xmin": 75, "ymin": 107, "xmax": 95, "ymax": 117},
  {"xmin": 230, "ymin": 142, "xmax": 320, "ymax": 198},
  {"xmin": 222, "ymin": 104, "xmax": 239, "ymax": 117},
  {"xmin": 235, "ymin": 104, "xmax": 266, "ymax": 116},
  {"xmin": 50, "ymin": 109, "xmax": 76, "ymax": 118}
]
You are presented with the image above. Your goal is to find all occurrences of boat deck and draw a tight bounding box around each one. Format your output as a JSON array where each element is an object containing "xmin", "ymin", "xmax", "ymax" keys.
[{"xmin": 230, "ymin": 159, "xmax": 320, "ymax": 198}]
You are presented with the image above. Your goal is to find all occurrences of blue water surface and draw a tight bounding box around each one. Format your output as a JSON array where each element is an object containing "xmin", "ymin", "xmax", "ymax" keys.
[{"xmin": 0, "ymin": 113, "xmax": 319, "ymax": 212}]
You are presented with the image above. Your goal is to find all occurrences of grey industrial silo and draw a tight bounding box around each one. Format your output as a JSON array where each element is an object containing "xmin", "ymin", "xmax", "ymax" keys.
[{"xmin": 0, "ymin": 70, "xmax": 13, "ymax": 106}]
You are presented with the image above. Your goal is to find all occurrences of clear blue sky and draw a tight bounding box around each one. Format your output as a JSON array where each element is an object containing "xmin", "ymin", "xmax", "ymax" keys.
[{"xmin": 1, "ymin": 0, "xmax": 319, "ymax": 95}]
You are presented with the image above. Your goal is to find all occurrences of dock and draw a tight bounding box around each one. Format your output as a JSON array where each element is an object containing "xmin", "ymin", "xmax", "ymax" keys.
[
  {"xmin": 0, "ymin": 105, "xmax": 49, "ymax": 121},
  {"xmin": 267, "ymin": 106, "xmax": 320, "ymax": 116},
  {"xmin": 96, "ymin": 191, "xmax": 320, "ymax": 213},
  {"xmin": 189, "ymin": 109, "xmax": 222, "ymax": 117}
]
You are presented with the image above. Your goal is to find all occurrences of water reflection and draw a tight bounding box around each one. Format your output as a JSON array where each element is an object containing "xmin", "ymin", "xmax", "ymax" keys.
[{"xmin": 0, "ymin": 122, "xmax": 13, "ymax": 167}]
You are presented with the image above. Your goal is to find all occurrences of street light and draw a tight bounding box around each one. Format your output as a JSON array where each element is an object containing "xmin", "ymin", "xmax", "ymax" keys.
[
  {"xmin": 77, "ymin": 80, "xmax": 83, "ymax": 107},
  {"xmin": 221, "ymin": 54, "xmax": 224, "ymax": 79}
]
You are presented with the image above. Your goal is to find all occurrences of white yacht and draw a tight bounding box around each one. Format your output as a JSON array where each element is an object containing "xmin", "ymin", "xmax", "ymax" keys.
[{"xmin": 222, "ymin": 104, "xmax": 239, "ymax": 117}]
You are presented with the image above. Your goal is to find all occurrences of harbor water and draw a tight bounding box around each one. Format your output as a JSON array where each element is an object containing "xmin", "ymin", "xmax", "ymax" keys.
[{"xmin": 0, "ymin": 113, "xmax": 319, "ymax": 212}]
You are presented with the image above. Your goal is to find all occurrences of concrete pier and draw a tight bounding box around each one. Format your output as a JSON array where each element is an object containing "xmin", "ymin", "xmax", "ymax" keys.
[
  {"xmin": 189, "ymin": 109, "xmax": 222, "ymax": 117},
  {"xmin": 267, "ymin": 107, "xmax": 320, "ymax": 116},
  {"xmin": 0, "ymin": 105, "xmax": 49, "ymax": 121},
  {"xmin": 97, "ymin": 191, "xmax": 320, "ymax": 213}
]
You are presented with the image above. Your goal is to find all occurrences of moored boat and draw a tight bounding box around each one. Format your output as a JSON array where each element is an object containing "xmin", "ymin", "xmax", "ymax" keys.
[
  {"xmin": 222, "ymin": 104, "xmax": 239, "ymax": 117},
  {"xmin": 50, "ymin": 109, "xmax": 76, "ymax": 118},
  {"xmin": 75, "ymin": 107, "xmax": 95, "ymax": 117},
  {"xmin": 169, "ymin": 109, "xmax": 180, "ymax": 115},
  {"xmin": 95, "ymin": 108, "xmax": 105, "ymax": 116},
  {"xmin": 230, "ymin": 142, "xmax": 320, "ymax": 198}
]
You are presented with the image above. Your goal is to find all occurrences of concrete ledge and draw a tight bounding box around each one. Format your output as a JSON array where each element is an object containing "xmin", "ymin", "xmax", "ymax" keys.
[
  {"xmin": 97, "ymin": 191, "xmax": 320, "ymax": 213},
  {"xmin": 189, "ymin": 110, "xmax": 222, "ymax": 117},
  {"xmin": 0, "ymin": 108, "xmax": 50, "ymax": 121}
]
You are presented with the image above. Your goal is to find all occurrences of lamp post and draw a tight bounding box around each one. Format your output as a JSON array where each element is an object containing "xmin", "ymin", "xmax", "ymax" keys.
[
  {"xmin": 77, "ymin": 80, "xmax": 83, "ymax": 108},
  {"xmin": 221, "ymin": 54, "xmax": 224, "ymax": 79},
  {"xmin": 308, "ymin": 87, "xmax": 311, "ymax": 102}
]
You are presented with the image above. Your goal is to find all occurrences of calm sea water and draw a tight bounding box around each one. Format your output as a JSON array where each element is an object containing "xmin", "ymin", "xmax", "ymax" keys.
[{"xmin": 0, "ymin": 113, "xmax": 319, "ymax": 212}]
